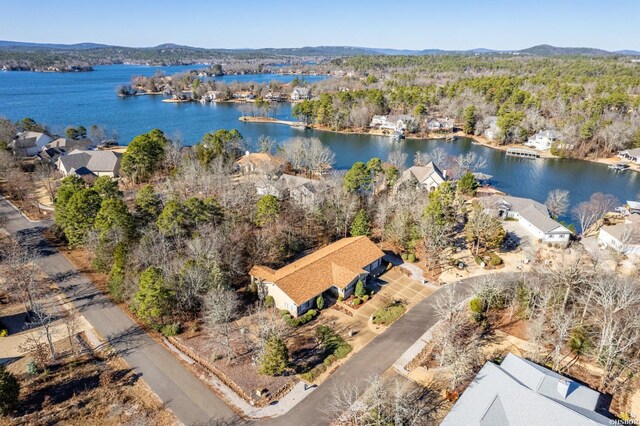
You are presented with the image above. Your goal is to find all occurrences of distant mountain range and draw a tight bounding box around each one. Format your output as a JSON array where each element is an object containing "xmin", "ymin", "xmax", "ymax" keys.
[{"xmin": 0, "ymin": 40, "xmax": 638, "ymax": 57}]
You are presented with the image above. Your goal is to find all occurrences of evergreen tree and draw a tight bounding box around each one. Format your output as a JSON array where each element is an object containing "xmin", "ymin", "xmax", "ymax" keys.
[
  {"xmin": 258, "ymin": 335, "xmax": 289, "ymax": 376},
  {"xmin": 457, "ymin": 172, "xmax": 479, "ymax": 196},
  {"xmin": 463, "ymin": 105, "xmax": 477, "ymax": 134},
  {"xmin": 62, "ymin": 188, "xmax": 102, "ymax": 247},
  {"xmin": 0, "ymin": 365, "xmax": 19, "ymax": 416},
  {"xmin": 94, "ymin": 197, "xmax": 135, "ymax": 241},
  {"xmin": 350, "ymin": 209, "xmax": 371, "ymax": 236},
  {"xmin": 54, "ymin": 175, "xmax": 85, "ymax": 228},
  {"xmin": 255, "ymin": 195, "xmax": 280, "ymax": 226},
  {"xmin": 343, "ymin": 161, "xmax": 371, "ymax": 193},
  {"xmin": 121, "ymin": 129, "xmax": 168, "ymax": 183},
  {"xmin": 92, "ymin": 176, "xmax": 120, "ymax": 198},
  {"xmin": 108, "ymin": 243, "xmax": 127, "ymax": 301},
  {"xmin": 354, "ymin": 279, "xmax": 366, "ymax": 298},
  {"xmin": 134, "ymin": 184, "xmax": 163, "ymax": 225},
  {"xmin": 156, "ymin": 200, "xmax": 191, "ymax": 237},
  {"xmin": 134, "ymin": 267, "xmax": 174, "ymax": 324}
]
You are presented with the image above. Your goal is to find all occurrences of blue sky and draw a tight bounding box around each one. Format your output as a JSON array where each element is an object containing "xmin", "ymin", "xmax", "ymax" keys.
[{"xmin": 1, "ymin": 0, "xmax": 637, "ymax": 50}]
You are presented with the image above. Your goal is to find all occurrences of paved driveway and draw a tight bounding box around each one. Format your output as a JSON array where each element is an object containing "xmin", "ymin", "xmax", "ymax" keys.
[
  {"xmin": 265, "ymin": 274, "xmax": 509, "ymax": 426},
  {"xmin": 0, "ymin": 198, "xmax": 239, "ymax": 426}
]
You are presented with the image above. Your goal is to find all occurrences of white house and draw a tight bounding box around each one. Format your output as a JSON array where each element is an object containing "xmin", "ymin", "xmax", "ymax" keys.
[
  {"xmin": 369, "ymin": 114, "xmax": 413, "ymax": 132},
  {"xmin": 250, "ymin": 237, "xmax": 385, "ymax": 316},
  {"xmin": 442, "ymin": 353, "xmax": 612, "ymax": 425},
  {"xmin": 597, "ymin": 214, "xmax": 640, "ymax": 255},
  {"xmin": 618, "ymin": 148, "xmax": 640, "ymax": 164},
  {"xmin": 480, "ymin": 195, "xmax": 572, "ymax": 244},
  {"xmin": 56, "ymin": 149, "xmax": 122, "ymax": 178},
  {"xmin": 399, "ymin": 162, "xmax": 446, "ymax": 191},
  {"xmin": 427, "ymin": 118, "xmax": 455, "ymax": 132},
  {"xmin": 290, "ymin": 87, "xmax": 311, "ymax": 101},
  {"xmin": 525, "ymin": 130, "xmax": 560, "ymax": 151},
  {"xmin": 10, "ymin": 131, "xmax": 53, "ymax": 156}
]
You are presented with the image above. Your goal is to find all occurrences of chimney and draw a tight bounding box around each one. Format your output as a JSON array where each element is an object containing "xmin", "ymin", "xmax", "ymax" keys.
[{"xmin": 557, "ymin": 379, "xmax": 570, "ymax": 399}]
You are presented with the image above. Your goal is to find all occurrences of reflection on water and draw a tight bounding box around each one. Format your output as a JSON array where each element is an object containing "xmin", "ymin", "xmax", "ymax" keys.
[{"xmin": 1, "ymin": 65, "xmax": 639, "ymax": 222}]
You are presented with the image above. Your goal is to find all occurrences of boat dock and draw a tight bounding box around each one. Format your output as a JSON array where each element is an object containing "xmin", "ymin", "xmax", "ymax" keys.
[{"xmin": 506, "ymin": 148, "xmax": 540, "ymax": 159}]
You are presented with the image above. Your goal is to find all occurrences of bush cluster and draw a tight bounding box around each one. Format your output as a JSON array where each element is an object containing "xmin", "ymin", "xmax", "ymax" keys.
[{"xmin": 281, "ymin": 309, "xmax": 318, "ymax": 327}]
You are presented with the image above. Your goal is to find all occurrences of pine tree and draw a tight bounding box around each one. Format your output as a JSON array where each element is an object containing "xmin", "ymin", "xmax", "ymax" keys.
[
  {"xmin": 350, "ymin": 209, "xmax": 371, "ymax": 237},
  {"xmin": 258, "ymin": 335, "xmax": 289, "ymax": 376},
  {"xmin": 0, "ymin": 366, "xmax": 19, "ymax": 416},
  {"xmin": 354, "ymin": 280, "xmax": 366, "ymax": 298},
  {"xmin": 134, "ymin": 267, "xmax": 174, "ymax": 325}
]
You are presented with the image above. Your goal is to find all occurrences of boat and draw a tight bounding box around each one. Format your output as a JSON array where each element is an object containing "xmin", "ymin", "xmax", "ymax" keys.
[
  {"xmin": 608, "ymin": 163, "xmax": 630, "ymax": 171},
  {"xmin": 390, "ymin": 130, "xmax": 404, "ymax": 141},
  {"xmin": 291, "ymin": 122, "xmax": 309, "ymax": 130}
]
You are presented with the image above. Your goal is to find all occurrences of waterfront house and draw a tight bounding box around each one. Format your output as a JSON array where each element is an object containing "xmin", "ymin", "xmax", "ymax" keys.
[
  {"xmin": 442, "ymin": 353, "xmax": 612, "ymax": 425},
  {"xmin": 479, "ymin": 195, "xmax": 572, "ymax": 244},
  {"xmin": 483, "ymin": 116, "xmax": 500, "ymax": 140},
  {"xmin": 201, "ymin": 90, "xmax": 223, "ymax": 102},
  {"xmin": 598, "ymin": 214, "xmax": 640, "ymax": 255},
  {"xmin": 57, "ymin": 149, "xmax": 122, "ymax": 178},
  {"xmin": 264, "ymin": 92, "xmax": 285, "ymax": 102},
  {"xmin": 369, "ymin": 114, "xmax": 413, "ymax": 132},
  {"xmin": 9, "ymin": 131, "xmax": 53, "ymax": 156},
  {"xmin": 290, "ymin": 87, "xmax": 311, "ymax": 101},
  {"xmin": 525, "ymin": 130, "xmax": 560, "ymax": 151},
  {"xmin": 45, "ymin": 137, "xmax": 95, "ymax": 152},
  {"xmin": 233, "ymin": 90, "xmax": 255, "ymax": 101},
  {"xmin": 427, "ymin": 118, "xmax": 455, "ymax": 132},
  {"xmin": 398, "ymin": 162, "xmax": 446, "ymax": 191},
  {"xmin": 234, "ymin": 151, "xmax": 285, "ymax": 177},
  {"xmin": 618, "ymin": 148, "xmax": 640, "ymax": 164},
  {"xmin": 250, "ymin": 236, "xmax": 385, "ymax": 316}
]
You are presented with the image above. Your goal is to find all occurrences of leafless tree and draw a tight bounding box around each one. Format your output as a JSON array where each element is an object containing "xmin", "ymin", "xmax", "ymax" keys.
[
  {"xmin": 387, "ymin": 147, "xmax": 408, "ymax": 170},
  {"xmin": 282, "ymin": 137, "xmax": 335, "ymax": 177},
  {"xmin": 63, "ymin": 307, "xmax": 80, "ymax": 355},
  {"xmin": 203, "ymin": 289, "xmax": 240, "ymax": 360},
  {"xmin": 545, "ymin": 189, "xmax": 570, "ymax": 218},
  {"xmin": 29, "ymin": 302, "xmax": 56, "ymax": 360},
  {"xmin": 572, "ymin": 192, "xmax": 618, "ymax": 235}
]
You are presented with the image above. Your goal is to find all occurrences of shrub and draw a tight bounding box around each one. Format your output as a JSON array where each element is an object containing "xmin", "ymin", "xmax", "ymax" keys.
[
  {"xmin": 407, "ymin": 253, "xmax": 416, "ymax": 263},
  {"xmin": 300, "ymin": 364, "xmax": 327, "ymax": 383},
  {"xmin": 469, "ymin": 298, "xmax": 486, "ymax": 314},
  {"xmin": 354, "ymin": 280, "xmax": 365, "ymax": 298},
  {"xmin": 334, "ymin": 344, "xmax": 352, "ymax": 359},
  {"xmin": 0, "ymin": 366, "xmax": 19, "ymax": 415},
  {"xmin": 316, "ymin": 295, "xmax": 325, "ymax": 310},
  {"xmin": 285, "ymin": 309, "xmax": 318, "ymax": 327},
  {"xmin": 264, "ymin": 295, "xmax": 275, "ymax": 308},
  {"xmin": 323, "ymin": 354, "xmax": 337, "ymax": 366},
  {"xmin": 353, "ymin": 298, "xmax": 362, "ymax": 306},
  {"xmin": 26, "ymin": 359, "xmax": 38, "ymax": 375},
  {"xmin": 474, "ymin": 255, "xmax": 483, "ymax": 265},
  {"xmin": 337, "ymin": 295, "xmax": 344, "ymax": 302},
  {"xmin": 362, "ymin": 295, "xmax": 369, "ymax": 301},
  {"xmin": 489, "ymin": 253, "xmax": 503, "ymax": 266},
  {"xmin": 372, "ymin": 303, "xmax": 406, "ymax": 326},
  {"xmin": 160, "ymin": 323, "xmax": 181, "ymax": 337},
  {"xmin": 401, "ymin": 253, "xmax": 408, "ymax": 260}
]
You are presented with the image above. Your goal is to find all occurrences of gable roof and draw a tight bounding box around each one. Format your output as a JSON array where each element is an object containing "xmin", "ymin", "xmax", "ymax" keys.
[
  {"xmin": 235, "ymin": 152, "xmax": 284, "ymax": 174},
  {"xmin": 401, "ymin": 162, "xmax": 445, "ymax": 185},
  {"xmin": 480, "ymin": 195, "xmax": 571, "ymax": 234},
  {"xmin": 47, "ymin": 137, "xmax": 94, "ymax": 151},
  {"xmin": 442, "ymin": 353, "xmax": 611, "ymax": 426},
  {"xmin": 58, "ymin": 150, "xmax": 122, "ymax": 175},
  {"xmin": 250, "ymin": 236, "xmax": 384, "ymax": 305}
]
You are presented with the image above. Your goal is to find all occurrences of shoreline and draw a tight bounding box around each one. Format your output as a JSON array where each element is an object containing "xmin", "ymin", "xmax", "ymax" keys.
[{"xmin": 238, "ymin": 116, "xmax": 638, "ymax": 172}]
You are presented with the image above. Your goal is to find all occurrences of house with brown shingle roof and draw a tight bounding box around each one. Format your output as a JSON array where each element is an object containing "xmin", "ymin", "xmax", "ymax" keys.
[{"xmin": 250, "ymin": 236, "xmax": 385, "ymax": 316}]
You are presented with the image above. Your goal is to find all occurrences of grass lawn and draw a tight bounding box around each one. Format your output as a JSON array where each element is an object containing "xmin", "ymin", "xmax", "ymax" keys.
[{"xmin": 372, "ymin": 303, "xmax": 406, "ymax": 326}]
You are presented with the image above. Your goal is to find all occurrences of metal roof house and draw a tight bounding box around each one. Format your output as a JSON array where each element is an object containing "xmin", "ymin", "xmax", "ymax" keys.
[
  {"xmin": 479, "ymin": 195, "xmax": 572, "ymax": 244},
  {"xmin": 442, "ymin": 353, "xmax": 612, "ymax": 425}
]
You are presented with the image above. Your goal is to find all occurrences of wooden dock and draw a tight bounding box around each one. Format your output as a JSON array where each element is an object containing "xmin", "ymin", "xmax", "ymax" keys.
[{"xmin": 506, "ymin": 148, "xmax": 540, "ymax": 159}]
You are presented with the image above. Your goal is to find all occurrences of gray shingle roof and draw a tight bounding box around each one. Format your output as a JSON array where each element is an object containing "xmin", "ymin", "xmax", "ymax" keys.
[
  {"xmin": 442, "ymin": 353, "xmax": 611, "ymax": 425},
  {"xmin": 401, "ymin": 162, "xmax": 445, "ymax": 185},
  {"xmin": 480, "ymin": 195, "xmax": 570, "ymax": 234},
  {"xmin": 58, "ymin": 150, "xmax": 122, "ymax": 175}
]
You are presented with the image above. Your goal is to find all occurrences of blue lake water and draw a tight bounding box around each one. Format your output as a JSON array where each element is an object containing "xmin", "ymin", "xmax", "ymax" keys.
[{"xmin": 1, "ymin": 64, "xmax": 639, "ymax": 223}]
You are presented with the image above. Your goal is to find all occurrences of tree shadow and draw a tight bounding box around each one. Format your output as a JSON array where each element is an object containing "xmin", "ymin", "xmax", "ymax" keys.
[{"xmin": 99, "ymin": 325, "xmax": 149, "ymax": 356}]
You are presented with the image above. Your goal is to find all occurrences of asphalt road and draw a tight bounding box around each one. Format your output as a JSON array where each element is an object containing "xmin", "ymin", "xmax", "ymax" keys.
[
  {"xmin": 266, "ymin": 274, "xmax": 486, "ymax": 426},
  {"xmin": 0, "ymin": 199, "xmax": 240, "ymax": 426}
]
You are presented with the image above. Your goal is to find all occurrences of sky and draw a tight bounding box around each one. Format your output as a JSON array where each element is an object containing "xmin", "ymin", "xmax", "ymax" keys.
[{"xmin": 0, "ymin": 0, "xmax": 638, "ymax": 51}]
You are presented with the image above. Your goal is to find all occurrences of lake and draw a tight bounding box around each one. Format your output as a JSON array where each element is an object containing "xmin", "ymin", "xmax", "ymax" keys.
[{"xmin": 1, "ymin": 64, "xmax": 639, "ymax": 223}]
